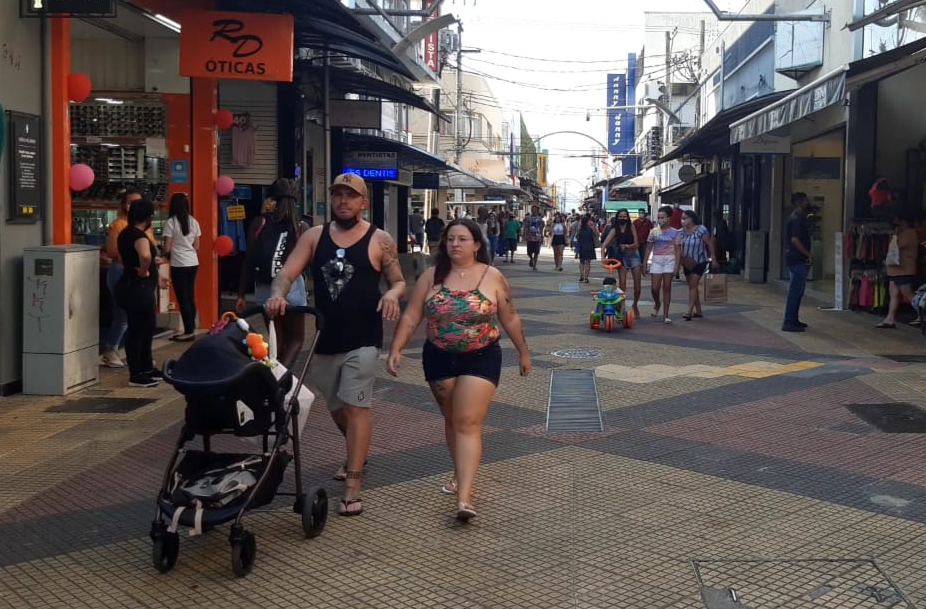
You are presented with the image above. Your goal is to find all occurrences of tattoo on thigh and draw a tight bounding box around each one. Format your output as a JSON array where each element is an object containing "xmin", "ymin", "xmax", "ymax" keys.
[{"xmin": 429, "ymin": 380, "xmax": 452, "ymax": 404}]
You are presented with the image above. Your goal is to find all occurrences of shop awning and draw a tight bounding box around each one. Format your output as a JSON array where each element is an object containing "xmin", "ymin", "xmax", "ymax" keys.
[
  {"xmin": 343, "ymin": 132, "xmax": 449, "ymax": 171},
  {"xmin": 299, "ymin": 64, "xmax": 448, "ymax": 120},
  {"xmin": 655, "ymin": 91, "xmax": 793, "ymax": 164},
  {"xmin": 227, "ymin": 0, "xmax": 414, "ymax": 78},
  {"xmin": 731, "ymin": 36, "xmax": 926, "ymax": 144},
  {"xmin": 441, "ymin": 164, "xmax": 492, "ymax": 188},
  {"xmin": 659, "ymin": 180, "xmax": 699, "ymax": 201},
  {"xmin": 613, "ymin": 175, "xmax": 656, "ymax": 191},
  {"xmin": 603, "ymin": 200, "xmax": 648, "ymax": 213}
]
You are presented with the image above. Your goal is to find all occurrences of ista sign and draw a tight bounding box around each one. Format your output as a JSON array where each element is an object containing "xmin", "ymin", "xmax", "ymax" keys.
[{"xmin": 180, "ymin": 10, "xmax": 294, "ymax": 82}]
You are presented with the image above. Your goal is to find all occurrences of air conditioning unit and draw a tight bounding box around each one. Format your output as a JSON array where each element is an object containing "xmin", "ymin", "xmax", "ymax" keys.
[
  {"xmin": 644, "ymin": 81, "xmax": 664, "ymax": 100},
  {"xmin": 644, "ymin": 126, "xmax": 663, "ymax": 161}
]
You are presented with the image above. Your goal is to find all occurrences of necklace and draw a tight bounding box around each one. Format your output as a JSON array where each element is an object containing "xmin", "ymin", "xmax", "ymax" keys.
[{"xmin": 454, "ymin": 265, "xmax": 476, "ymax": 278}]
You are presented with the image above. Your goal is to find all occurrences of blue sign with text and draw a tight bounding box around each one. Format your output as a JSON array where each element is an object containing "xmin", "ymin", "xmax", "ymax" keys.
[
  {"xmin": 343, "ymin": 167, "xmax": 398, "ymax": 180},
  {"xmin": 170, "ymin": 160, "xmax": 188, "ymax": 184}
]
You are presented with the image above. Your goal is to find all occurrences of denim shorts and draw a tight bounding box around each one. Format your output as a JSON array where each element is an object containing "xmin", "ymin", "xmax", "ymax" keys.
[
  {"xmin": 423, "ymin": 340, "xmax": 502, "ymax": 386},
  {"xmin": 620, "ymin": 251, "xmax": 642, "ymax": 269},
  {"xmin": 254, "ymin": 275, "xmax": 308, "ymax": 306}
]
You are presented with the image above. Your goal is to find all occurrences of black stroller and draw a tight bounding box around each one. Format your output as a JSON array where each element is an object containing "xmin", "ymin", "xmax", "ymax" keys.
[{"xmin": 150, "ymin": 305, "xmax": 327, "ymax": 577}]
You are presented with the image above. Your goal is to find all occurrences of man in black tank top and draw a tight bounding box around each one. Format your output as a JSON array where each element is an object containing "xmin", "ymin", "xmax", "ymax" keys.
[{"xmin": 265, "ymin": 173, "xmax": 406, "ymax": 517}]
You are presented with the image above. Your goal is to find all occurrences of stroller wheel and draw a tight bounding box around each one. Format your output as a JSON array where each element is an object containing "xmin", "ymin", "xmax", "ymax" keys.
[
  {"xmin": 152, "ymin": 531, "xmax": 179, "ymax": 573},
  {"xmin": 231, "ymin": 530, "xmax": 257, "ymax": 577},
  {"xmin": 301, "ymin": 486, "xmax": 329, "ymax": 539}
]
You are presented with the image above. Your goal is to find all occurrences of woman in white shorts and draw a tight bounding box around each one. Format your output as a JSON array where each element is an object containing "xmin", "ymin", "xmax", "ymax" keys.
[{"xmin": 645, "ymin": 205, "xmax": 681, "ymax": 323}]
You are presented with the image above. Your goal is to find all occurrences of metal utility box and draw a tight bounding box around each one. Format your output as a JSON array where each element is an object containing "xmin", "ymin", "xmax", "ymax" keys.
[{"xmin": 23, "ymin": 245, "xmax": 100, "ymax": 395}]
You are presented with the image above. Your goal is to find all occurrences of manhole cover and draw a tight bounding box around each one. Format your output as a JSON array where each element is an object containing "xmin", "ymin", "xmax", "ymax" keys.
[
  {"xmin": 692, "ymin": 559, "xmax": 913, "ymax": 608},
  {"xmin": 559, "ymin": 282, "xmax": 580, "ymax": 293},
  {"xmin": 845, "ymin": 402, "xmax": 926, "ymax": 433},
  {"xmin": 551, "ymin": 349, "xmax": 603, "ymax": 359},
  {"xmin": 47, "ymin": 397, "xmax": 156, "ymax": 414}
]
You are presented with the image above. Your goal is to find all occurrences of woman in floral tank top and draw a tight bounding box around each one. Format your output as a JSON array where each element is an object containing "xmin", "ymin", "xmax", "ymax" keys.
[{"xmin": 387, "ymin": 219, "xmax": 532, "ymax": 523}]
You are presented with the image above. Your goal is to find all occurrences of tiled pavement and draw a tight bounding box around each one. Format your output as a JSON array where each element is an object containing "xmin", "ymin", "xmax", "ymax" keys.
[{"xmin": 3, "ymin": 247, "xmax": 926, "ymax": 608}]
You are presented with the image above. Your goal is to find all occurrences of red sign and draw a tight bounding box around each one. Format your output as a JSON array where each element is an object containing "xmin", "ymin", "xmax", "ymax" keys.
[
  {"xmin": 423, "ymin": 0, "xmax": 439, "ymax": 72},
  {"xmin": 179, "ymin": 10, "xmax": 294, "ymax": 82}
]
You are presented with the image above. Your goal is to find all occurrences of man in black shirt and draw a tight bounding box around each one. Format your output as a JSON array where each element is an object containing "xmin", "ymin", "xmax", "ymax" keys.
[
  {"xmin": 424, "ymin": 208, "xmax": 445, "ymax": 260},
  {"xmin": 782, "ymin": 192, "xmax": 813, "ymax": 332},
  {"xmin": 266, "ymin": 173, "xmax": 406, "ymax": 517}
]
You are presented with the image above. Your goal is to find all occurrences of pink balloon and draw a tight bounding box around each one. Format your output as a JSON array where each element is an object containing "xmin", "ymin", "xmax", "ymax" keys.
[
  {"xmin": 69, "ymin": 163, "xmax": 95, "ymax": 191},
  {"xmin": 216, "ymin": 175, "xmax": 235, "ymax": 196}
]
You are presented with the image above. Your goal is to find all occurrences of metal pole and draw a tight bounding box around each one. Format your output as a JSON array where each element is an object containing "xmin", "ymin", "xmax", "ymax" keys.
[
  {"xmin": 454, "ymin": 25, "xmax": 463, "ymax": 164},
  {"xmin": 324, "ymin": 51, "xmax": 332, "ymax": 222}
]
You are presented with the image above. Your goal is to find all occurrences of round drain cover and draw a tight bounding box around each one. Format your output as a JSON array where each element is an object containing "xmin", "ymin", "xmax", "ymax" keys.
[{"xmin": 551, "ymin": 349, "xmax": 603, "ymax": 359}]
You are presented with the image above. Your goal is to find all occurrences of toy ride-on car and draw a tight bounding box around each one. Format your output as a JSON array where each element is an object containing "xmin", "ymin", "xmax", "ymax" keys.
[{"xmin": 589, "ymin": 259, "xmax": 634, "ymax": 332}]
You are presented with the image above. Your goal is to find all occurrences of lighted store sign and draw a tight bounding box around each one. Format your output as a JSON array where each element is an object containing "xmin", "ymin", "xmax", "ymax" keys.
[
  {"xmin": 20, "ymin": 0, "xmax": 116, "ymax": 17},
  {"xmin": 179, "ymin": 10, "xmax": 294, "ymax": 82},
  {"xmin": 343, "ymin": 152, "xmax": 398, "ymax": 181}
]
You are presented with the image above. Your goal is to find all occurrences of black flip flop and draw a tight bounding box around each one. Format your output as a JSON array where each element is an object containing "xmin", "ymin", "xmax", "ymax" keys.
[{"xmin": 875, "ymin": 322, "xmax": 896, "ymax": 329}]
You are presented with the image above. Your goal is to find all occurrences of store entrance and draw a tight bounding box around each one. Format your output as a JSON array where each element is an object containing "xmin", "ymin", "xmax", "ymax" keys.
[{"xmin": 783, "ymin": 129, "xmax": 846, "ymax": 288}]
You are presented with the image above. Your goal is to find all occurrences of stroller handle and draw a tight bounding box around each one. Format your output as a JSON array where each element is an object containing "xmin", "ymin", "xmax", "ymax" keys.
[{"xmin": 238, "ymin": 305, "xmax": 325, "ymax": 333}]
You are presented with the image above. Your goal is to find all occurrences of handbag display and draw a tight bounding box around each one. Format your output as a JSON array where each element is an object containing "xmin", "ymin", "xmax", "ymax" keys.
[{"xmin": 885, "ymin": 234, "xmax": 900, "ymax": 267}]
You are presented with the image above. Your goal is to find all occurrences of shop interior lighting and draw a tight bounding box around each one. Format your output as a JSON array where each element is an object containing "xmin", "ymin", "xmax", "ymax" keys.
[
  {"xmin": 94, "ymin": 98, "xmax": 125, "ymax": 105},
  {"xmin": 148, "ymin": 13, "xmax": 181, "ymax": 33}
]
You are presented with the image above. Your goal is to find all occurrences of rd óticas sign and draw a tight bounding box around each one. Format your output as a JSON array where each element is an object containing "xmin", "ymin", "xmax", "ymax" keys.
[{"xmin": 180, "ymin": 10, "xmax": 294, "ymax": 82}]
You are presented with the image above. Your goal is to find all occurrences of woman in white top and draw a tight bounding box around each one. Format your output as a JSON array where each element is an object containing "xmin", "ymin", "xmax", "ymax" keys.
[{"xmin": 162, "ymin": 193, "xmax": 201, "ymax": 341}]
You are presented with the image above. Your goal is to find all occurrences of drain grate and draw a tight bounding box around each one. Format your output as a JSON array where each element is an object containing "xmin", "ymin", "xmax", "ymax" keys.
[
  {"xmin": 845, "ymin": 402, "xmax": 926, "ymax": 433},
  {"xmin": 47, "ymin": 397, "xmax": 156, "ymax": 414},
  {"xmin": 880, "ymin": 354, "xmax": 926, "ymax": 363},
  {"xmin": 691, "ymin": 559, "xmax": 914, "ymax": 609},
  {"xmin": 546, "ymin": 369, "xmax": 603, "ymax": 432},
  {"xmin": 559, "ymin": 282, "xmax": 580, "ymax": 293},
  {"xmin": 551, "ymin": 349, "xmax": 603, "ymax": 359}
]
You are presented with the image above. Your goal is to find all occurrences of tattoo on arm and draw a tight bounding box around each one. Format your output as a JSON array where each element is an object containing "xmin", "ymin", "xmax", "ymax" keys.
[
  {"xmin": 378, "ymin": 232, "xmax": 404, "ymax": 287},
  {"xmin": 270, "ymin": 272, "xmax": 293, "ymax": 299}
]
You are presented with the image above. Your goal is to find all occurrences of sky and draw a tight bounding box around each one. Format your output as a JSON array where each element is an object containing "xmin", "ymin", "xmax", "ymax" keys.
[{"xmin": 443, "ymin": 0, "xmax": 726, "ymax": 206}]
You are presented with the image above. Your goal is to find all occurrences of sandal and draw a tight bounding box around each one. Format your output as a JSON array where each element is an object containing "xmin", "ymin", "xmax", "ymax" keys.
[
  {"xmin": 875, "ymin": 322, "xmax": 896, "ymax": 329},
  {"xmin": 692, "ymin": 313, "xmax": 703, "ymax": 318},
  {"xmin": 683, "ymin": 313, "xmax": 692, "ymax": 321},
  {"xmin": 440, "ymin": 480, "xmax": 458, "ymax": 495},
  {"xmin": 456, "ymin": 502, "xmax": 477, "ymax": 522},
  {"xmin": 338, "ymin": 497, "xmax": 363, "ymax": 517},
  {"xmin": 651, "ymin": 308, "xmax": 660, "ymax": 318},
  {"xmin": 664, "ymin": 317, "xmax": 673, "ymax": 324}
]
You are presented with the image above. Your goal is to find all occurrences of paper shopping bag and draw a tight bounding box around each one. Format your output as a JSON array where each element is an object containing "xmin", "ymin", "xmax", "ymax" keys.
[
  {"xmin": 702, "ymin": 273, "xmax": 728, "ymax": 304},
  {"xmin": 271, "ymin": 361, "xmax": 314, "ymax": 440}
]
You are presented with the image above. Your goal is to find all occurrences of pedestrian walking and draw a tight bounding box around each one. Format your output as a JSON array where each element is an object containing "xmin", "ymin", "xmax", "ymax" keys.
[
  {"xmin": 100, "ymin": 190, "xmax": 145, "ymax": 368},
  {"xmin": 409, "ymin": 208, "xmax": 425, "ymax": 253},
  {"xmin": 876, "ymin": 214, "xmax": 919, "ymax": 329},
  {"xmin": 600, "ymin": 209, "xmax": 642, "ymax": 317},
  {"xmin": 486, "ymin": 210, "xmax": 500, "ymax": 263},
  {"xmin": 162, "ymin": 193, "xmax": 201, "ymax": 341},
  {"xmin": 551, "ymin": 212, "xmax": 567, "ymax": 271},
  {"xmin": 386, "ymin": 218, "xmax": 531, "ymax": 522},
  {"xmin": 425, "ymin": 208, "xmax": 445, "ymax": 260},
  {"xmin": 782, "ymin": 192, "xmax": 813, "ymax": 332},
  {"xmin": 525, "ymin": 205, "xmax": 545, "ymax": 270},
  {"xmin": 236, "ymin": 178, "xmax": 309, "ymax": 367},
  {"xmin": 645, "ymin": 205, "xmax": 681, "ymax": 323},
  {"xmin": 504, "ymin": 212, "xmax": 521, "ymax": 263},
  {"xmin": 711, "ymin": 211, "xmax": 731, "ymax": 265},
  {"xmin": 577, "ymin": 214, "xmax": 598, "ymax": 283},
  {"xmin": 265, "ymin": 173, "xmax": 406, "ymax": 517},
  {"xmin": 115, "ymin": 198, "xmax": 166, "ymax": 387},
  {"xmin": 678, "ymin": 210, "xmax": 718, "ymax": 321}
]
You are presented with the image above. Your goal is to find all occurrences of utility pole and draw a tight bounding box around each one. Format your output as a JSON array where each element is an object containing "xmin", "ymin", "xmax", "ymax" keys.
[
  {"xmin": 696, "ymin": 20, "xmax": 705, "ymax": 128},
  {"xmin": 454, "ymin": 23, "xmax": 464, "ymax": 164}
]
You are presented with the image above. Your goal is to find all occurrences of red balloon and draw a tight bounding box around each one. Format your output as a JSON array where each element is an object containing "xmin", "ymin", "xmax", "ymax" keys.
[
  {"xmin": 214, "ymin": 235, "xmax": 235, "ymax": 257},
  {"xmin": 214, "ymin": 109, "xmax": 234, "ymax": 130},
  {"xmin": 68, "ymin": 73, "xmax": 92, "ymax": 103},
  {"xmin": 69, "ymin": 163, "xmax": 96, "ymax": 191},
  {"xmin": 216, "ymin": 175, "xmax": 235, "ymax": 196}
]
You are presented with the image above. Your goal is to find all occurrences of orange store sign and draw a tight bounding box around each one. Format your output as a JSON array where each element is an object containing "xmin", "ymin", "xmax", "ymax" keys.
[{"xmin": 179, "ymin": 10, "xmax": 294, "ymax": 82}]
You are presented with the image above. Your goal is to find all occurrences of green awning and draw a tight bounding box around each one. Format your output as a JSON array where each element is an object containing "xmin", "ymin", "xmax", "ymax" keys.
[{"xmin": 603, "ymin": 201, "xmax": 647, "ymax": 213}]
